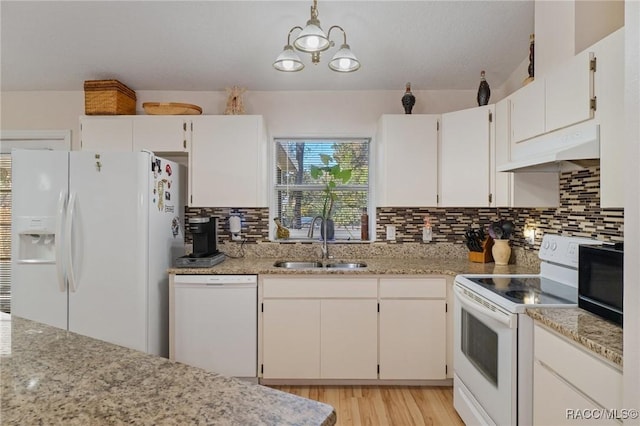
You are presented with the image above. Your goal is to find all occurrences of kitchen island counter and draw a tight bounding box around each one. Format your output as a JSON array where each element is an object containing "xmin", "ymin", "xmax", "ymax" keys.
[{"xmin": 0, "ymin": 314, "xmax": 336, "ymax": 426}]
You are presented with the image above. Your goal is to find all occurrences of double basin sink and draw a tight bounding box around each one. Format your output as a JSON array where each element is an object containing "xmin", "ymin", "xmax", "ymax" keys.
[{"xmin": 274, "ymin": 261, "xmax": 367, "ymax": 270}]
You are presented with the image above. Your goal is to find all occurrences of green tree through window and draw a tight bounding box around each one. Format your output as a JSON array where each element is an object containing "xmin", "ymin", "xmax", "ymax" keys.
[{"xmin": 273, "ymin": 138, "xmax": 369, "ymax": 241}]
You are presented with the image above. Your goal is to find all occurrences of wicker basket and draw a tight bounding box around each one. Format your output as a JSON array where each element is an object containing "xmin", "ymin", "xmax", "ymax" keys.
[{"xmin": 84, "ymin": 80, "xmax": 136, "ymax": 115}]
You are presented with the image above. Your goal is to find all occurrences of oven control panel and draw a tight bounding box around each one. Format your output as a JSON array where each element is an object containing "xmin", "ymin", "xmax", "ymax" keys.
[{"xmin": 539, "ymin": 235, "xmax": 603, "ymax": 266}]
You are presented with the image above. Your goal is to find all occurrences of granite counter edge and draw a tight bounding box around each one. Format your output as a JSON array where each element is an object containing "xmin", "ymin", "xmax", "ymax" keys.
[{"xmin": 526, "ymin": 308, "xmax": 623, "ymax": 367}]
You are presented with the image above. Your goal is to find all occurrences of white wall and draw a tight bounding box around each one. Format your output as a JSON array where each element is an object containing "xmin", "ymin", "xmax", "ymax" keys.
[
  {"xmin": 624, "ymin": 0, "xmax": 640, "ymax": 419},
  {"xmin": 0, "ymin": 91, "xmax": 84, "ymax": 147},
  {"xmin": 1, "ymin": 88, "xmax": 510, "ymax": 150}
]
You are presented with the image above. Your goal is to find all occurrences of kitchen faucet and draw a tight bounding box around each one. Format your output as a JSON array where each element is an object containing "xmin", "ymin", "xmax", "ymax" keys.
[
  {"xmin": 307, "ymin": 216, "xmax": 329, "ymax": 260},
  {"xmin": 307, "ymin": 216, "xmax": 323, "ymax": 239}
]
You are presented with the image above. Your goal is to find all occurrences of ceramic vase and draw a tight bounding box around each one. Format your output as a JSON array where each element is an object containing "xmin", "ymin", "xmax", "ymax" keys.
[
  {"xmin": 492, "ymin": 239, "xmax": 511, "ymax": 265},
  {"xmin": 477, "ymin": 71, "xmax": 491, "ymax": 106},
  {"xmin": 320, "ymin": 218, "xmax": 335, "ymax": 240},
  {"xmin": 402, "ymin": 82, "xmax": 416, "ymax": 114}
]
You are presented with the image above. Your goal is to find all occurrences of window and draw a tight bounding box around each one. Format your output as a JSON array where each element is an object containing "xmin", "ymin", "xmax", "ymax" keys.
[{"xmin": 273, "ymin": 138, "xmax": 370, "ymax": 241}]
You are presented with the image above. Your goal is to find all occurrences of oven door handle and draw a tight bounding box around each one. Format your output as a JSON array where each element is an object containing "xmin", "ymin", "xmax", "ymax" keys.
[{"xmin": 454, "ymin": 286, "xmax": 516, "ymax": 328}]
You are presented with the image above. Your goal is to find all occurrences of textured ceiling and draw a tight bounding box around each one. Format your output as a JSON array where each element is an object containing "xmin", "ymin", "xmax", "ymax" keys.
[{"xmin": 0, "ymin": 1, "xmax": 534, "ymax": 92}]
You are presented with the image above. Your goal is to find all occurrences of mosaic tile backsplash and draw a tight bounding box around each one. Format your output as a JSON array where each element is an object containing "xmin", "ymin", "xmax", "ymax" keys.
[{"xmin": 185, "ymin": 166, "xmax": 624, "ymax": 255}]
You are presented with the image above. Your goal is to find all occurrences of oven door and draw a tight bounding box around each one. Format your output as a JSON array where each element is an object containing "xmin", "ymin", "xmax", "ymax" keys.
[{"xmin": 453, "ymin": 283, "xmax": 518, "ymax": 426}]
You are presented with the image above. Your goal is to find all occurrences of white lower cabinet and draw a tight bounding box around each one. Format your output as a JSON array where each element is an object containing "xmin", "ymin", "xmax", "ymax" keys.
[
  {"xmin": 379, "ymin": 278, "xmax": 447, "ymax": 380},
  {"xmin": 533, "ymin": 323, "xmax": 622, "ymax": 425},
  {"xmin": 260, "ymin": 276, "xmax": 448, "ymax": 382},
  {"xmin": 261, "ymin": 277, "xmax": 378, "ymax": 380},
  {"xmin": 533, "ymin": 361, "xmax": 612, "ymax": 425},
  {"xmin": 320, "ymin": 299, "xmax": 378, "ymax": 379},
  {"xmin": 262, "ymin": 299, "xmax": 321, "ymax": 379},
  {"xmin": 379, "ymin": 299, "xmax": 446, "ymax": 379}
]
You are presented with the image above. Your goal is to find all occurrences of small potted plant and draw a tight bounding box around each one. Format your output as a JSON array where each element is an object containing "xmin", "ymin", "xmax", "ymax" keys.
[
  {"xmin": 310, "ymin": 154, "xmax": 352, "ymax": 240},
  {"xmin": 488, "ymin": 219, "xmax": 514, "ymax": 265}
]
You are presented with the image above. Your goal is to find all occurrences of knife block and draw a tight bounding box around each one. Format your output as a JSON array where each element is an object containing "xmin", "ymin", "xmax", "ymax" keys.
[{"xmin": 468, "ymin": 236, "xmax": 494, "ymax": 263}]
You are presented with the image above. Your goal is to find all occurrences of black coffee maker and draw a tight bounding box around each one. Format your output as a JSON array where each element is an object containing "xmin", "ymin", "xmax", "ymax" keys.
[{"xmin": 188, "ymin": 216, "xmax": 218, "ymax": 258}]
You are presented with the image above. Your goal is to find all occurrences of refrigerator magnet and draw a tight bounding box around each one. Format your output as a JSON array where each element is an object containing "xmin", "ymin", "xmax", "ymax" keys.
[
  {"xmin": 165, "ymin": 191, "xmax": 171, "ymax": 201},
  {"xmin": 165, "ymin": 164, "xmax": 172, "ymax": 176},
  {"xmin": 157, "ymin": 181, "xmax": 165, "ymax": 211},
  {"xmin": 171, "ymin": 217, "xmax": 180, "ymax": 237}
]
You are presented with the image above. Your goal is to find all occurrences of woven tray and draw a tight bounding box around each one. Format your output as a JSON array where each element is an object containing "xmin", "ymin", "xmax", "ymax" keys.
[{"xmin": 142, "ymin": 102, "xmax": 202, "ymax": 115}]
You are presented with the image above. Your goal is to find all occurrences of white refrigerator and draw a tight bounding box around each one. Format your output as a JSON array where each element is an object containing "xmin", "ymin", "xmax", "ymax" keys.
[{"xmin": 11, "ymin": 150, "xmax": 184, "ymax": 357}]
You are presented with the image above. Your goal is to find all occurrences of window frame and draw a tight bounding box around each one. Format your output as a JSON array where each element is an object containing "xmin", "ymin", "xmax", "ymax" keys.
[{"xmin": 270, "ymin": 136, "xmax": 372, "ymax": 242}]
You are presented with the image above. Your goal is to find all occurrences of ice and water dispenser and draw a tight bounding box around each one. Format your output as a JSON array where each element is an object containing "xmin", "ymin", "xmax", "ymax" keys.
[{"xmin": 14, "ymin": 216, "xmax": 58, "ymax": 263}]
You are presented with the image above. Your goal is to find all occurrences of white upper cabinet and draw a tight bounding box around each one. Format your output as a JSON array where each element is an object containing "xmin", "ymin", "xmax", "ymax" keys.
[
  {"xmin": 376, "ymin": 114, "xmax": 439, "ymax": 207},
  {"xmin": 534, "ymin": 0, "xmax": 623, "ymax": 78},
  {"xmin": 81, "ymin": 116, "xmax": 189, "ymax": 153},
  {"xmin": 510, "ymin": 51, "xmax": 594, "ymax": 146},
  {"xmin": 80, "ymin": 116, "xmax": 133, "ymax": 151},
  {"xmin": 189, "ymin": 115, "xmax": 267, "ymax": 207},
  {"xmin": 544, "ymin": 50, "xmax": 594, "ymax": 133},
  {"xmin": 440, "ymin": 105, "xmax": 494, "ymax": 207},
  {"xmin": 133, "ymin": 116, "xmax": 189, "ymax": 153},
  {"xmin": 510, "ymin": 79, "xmax": 546, "ymax": 144},
  {"xmin": 592, "ymin": 28, "xmax": 624, "ymax": 208},
  {"xmin": 494, "ymin": 98, "xmax": 559, "ymax": 208}
]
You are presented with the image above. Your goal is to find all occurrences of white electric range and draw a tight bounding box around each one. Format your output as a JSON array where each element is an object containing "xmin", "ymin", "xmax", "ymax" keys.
[{"xmin": 453, "ymin": 234, "xmax": 602, "ymax": 426}]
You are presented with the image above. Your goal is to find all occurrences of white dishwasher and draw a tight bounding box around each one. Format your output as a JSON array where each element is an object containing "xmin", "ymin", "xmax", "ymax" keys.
[{"xmin": 173, "ymin": 275, "xmax": 257, "ymax": 381}]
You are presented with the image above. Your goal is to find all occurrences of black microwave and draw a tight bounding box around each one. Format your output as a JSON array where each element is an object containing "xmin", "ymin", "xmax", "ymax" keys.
[{"xmin": 578, "ymin": 244, "xmax": 624, "ymax": 327}]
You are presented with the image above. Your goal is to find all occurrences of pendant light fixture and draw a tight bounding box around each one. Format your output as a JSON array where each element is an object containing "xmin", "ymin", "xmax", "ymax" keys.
[{"xmin": 273, "ymin": 0, "xmax": 360, "ymax": 73}]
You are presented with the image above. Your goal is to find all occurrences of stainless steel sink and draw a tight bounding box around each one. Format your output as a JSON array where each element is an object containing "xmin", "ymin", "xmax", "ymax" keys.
[
  {"xmin": 325, "ymin": 262, "xmax": 368, "ymax": 269},
  {"xmin": 273, "ymin": 261, "xmax": 367, "ymax": 269},
  {"xmin": 273, "ymin": 261, "xmax": 323, "ymax": 269}
]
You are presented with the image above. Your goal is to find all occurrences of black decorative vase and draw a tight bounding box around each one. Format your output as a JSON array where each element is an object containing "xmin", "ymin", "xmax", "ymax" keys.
[
  {"xmin": 477, "ymin": 71, "xmax": 491, "ymax": 106},
  {"xmin": 402, "ymin": 82, "xmax": 416, "ymax": 114},
  {"xmin": 320, "ymin": 218, "xmax": 335, "ymax": 240},
  {"xmin": 528, "ymin": 34, "xmax": 535, "ymax": 79}
]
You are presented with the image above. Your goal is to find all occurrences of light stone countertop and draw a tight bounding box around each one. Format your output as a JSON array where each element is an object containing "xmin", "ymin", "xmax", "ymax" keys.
[
  {"xmin": 0, "ymin": 314, "xmax": 336, "ymax": 426},
  {"xmin": 168, "ymin": 256, "xmax": 539, "ymax": 276},
  {"xmin": 526, "ymin": 308, "xmax": 623, "ymax": 367}
]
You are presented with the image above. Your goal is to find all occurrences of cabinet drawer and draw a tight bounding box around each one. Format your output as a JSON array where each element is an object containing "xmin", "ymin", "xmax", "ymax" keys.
[
  {"xmin": 379, "ymin": 278, "xmax": 446, "ymax": 298},
  {"xmin": 262, "ymin": 277, "xmax": 378, "ymax": 298},
  {"xmin": 534, "ymin": 324, "xmax": 622, "ymax": 410}
]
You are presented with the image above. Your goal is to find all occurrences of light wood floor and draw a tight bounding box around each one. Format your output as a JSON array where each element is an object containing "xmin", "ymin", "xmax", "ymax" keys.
[{"xmin": 270, "ymin": 385, "xmax": 464, "ymax": 426}]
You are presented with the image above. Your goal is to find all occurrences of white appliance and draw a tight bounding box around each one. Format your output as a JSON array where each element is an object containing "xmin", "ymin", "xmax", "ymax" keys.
[
  {"xmin": 173, "ymin": 275, "xmax": 257, "ymax": 381},
  {"xmin": 453, "ymin": 234, "xmax": 602, "ymax": 426},
  {"xmin": 11, "ymin": 150, "xmax": 184, "ymax": 357}
]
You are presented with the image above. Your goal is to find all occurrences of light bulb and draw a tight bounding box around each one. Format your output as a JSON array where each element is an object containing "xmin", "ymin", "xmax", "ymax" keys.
[
  {"xmin": 282, "ymin": 60, "xmax": 293, "ymax": 70},
  {"xmin": 307, "ymin": 36, "xmax": 320, "ymax": 49},
  {"xmin": 339, "ymin": 58, "xmax": 351, "ymax": 70}
]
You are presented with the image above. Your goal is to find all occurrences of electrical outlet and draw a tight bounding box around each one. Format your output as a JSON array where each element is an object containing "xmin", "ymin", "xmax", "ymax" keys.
[
  {"xmin": 386, "ymin": 225, "xmax": 396, "ymax": 241},
  {"xmin": 524, "ymin": 228, "xmax": 536, "ymax": 245}
]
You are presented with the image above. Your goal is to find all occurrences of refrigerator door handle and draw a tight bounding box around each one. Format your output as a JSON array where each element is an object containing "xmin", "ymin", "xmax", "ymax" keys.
[
  {"xmin": 65, "ymin": 191, "xmax": 78, "ymax": 293},
  {"xmin": 55, "ymin": 190, "xmax": 67, "ymax": 292}
]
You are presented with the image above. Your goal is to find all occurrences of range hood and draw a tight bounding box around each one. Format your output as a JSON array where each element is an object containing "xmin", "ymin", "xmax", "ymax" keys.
[{"xmin": 497, "ymin": 124, "xmax": 600, "ymax": 173}]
